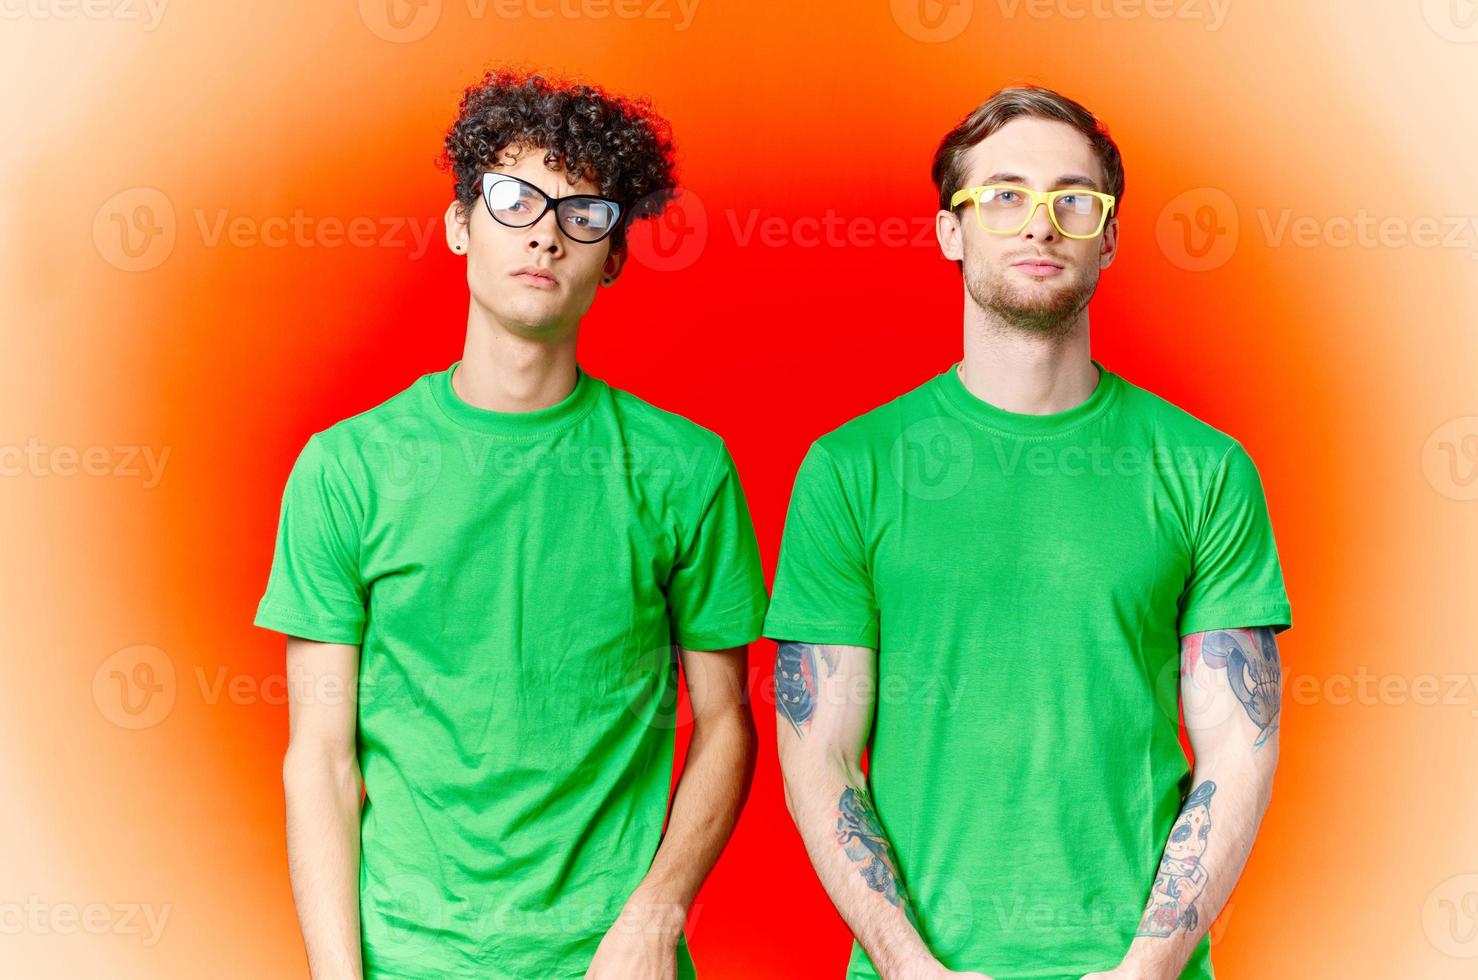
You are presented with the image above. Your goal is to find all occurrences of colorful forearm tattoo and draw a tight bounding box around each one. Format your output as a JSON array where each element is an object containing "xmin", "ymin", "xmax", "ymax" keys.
[
  {"xmin": 836, "ymin": 785, "xmax": 918, "ymax": 927},
  {"xmin": 1137, "ymin": 779, "xmax": 1217, "ymax": 938}
]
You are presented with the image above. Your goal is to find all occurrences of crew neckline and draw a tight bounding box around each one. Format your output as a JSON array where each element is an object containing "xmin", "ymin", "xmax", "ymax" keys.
[
  {"xmin": 935, "ymin": 358, "xmax": 1120, "ymax": 437},
  {"xmin": 429, "ymin": 359, "xmax": 600, "ymax": 436}
]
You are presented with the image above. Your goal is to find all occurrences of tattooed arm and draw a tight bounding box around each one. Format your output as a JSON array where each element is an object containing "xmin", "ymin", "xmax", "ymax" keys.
[
  {"xmin": 1093, "ymin": 627, "xmax": 1283, "ymax": 980},
  {"xmin": 774, "ymin": 642, "xmax": 991, "ymax": 980}
]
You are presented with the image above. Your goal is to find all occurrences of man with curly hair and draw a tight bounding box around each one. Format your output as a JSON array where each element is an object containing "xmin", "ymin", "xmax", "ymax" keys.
[{"xmin": 255, "ymin": 69, "xmax": 767, "ymax": 980}]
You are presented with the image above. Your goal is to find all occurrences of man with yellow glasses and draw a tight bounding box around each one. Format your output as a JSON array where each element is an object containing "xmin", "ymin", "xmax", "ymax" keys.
[{"xmin": 765, "ymin": 85, "xmax": 1291, "ymax": 980}]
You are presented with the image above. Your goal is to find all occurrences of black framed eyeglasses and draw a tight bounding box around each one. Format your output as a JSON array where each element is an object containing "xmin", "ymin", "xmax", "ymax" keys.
[{"xmin": 480, "ymin": 172, "xmax": 624, "ymax": 244}]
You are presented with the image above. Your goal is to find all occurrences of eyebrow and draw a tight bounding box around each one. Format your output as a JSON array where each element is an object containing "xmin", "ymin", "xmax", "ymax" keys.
[{"xmin": 978, "ymin": 171, "xmax": 1101, "ymax": 190}]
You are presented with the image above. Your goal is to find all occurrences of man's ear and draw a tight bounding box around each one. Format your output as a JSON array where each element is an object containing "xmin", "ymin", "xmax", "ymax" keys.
[
  {"xmin": 1098, "ymin": 214, "xmax": 1119, "ymax": 270},
  {"xmin": 936, "ymin": 208, "xmax": 965, "ymax": 262},
  {"xmin": 600, "ymin": 247, "xmax": 627, "ymax": 287},
  {"xmin": 444, "ymin": 200, "xmax": 470, "ymax": 255}
]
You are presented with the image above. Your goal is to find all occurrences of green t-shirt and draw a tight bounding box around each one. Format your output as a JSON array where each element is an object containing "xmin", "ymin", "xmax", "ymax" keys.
[
  {"xmin": 255, "ymin": 360, "xmax": 768, "ymax": 980},
  {"xmin": 763, "ymin": 361, "xmax": 1292, "ymax": 980}
]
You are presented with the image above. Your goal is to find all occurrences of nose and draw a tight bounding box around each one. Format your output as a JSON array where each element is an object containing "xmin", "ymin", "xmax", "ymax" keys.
[
  {"xmin": 1021, "ymin": 199, "xmax": 1058, "ymax": 241},
  {"xmin": 524, "ymin": 207, "xmax": 564, "ymax": 255}
]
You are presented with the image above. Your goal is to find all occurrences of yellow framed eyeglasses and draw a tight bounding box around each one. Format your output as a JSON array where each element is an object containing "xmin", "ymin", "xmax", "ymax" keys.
[{"xmin": 949, "ymin": 184, "xmax": 1117, "ymax": 240}]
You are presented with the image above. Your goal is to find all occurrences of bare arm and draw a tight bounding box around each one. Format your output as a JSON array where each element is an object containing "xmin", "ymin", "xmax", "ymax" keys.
[
  {"xmin": 1108, "ymin": 626, "xmax": 1282, "ymax": 979},
  {"xmin": 586, "ymin": 644, "xmax": 758, "ymax": 979},
  {"xmin": 774, "ymin": 642, "xmax": 991, "ymax": 980},
  {"xmin": 281, "ymin": 636, "xmax": 363, "ymax": 980}
]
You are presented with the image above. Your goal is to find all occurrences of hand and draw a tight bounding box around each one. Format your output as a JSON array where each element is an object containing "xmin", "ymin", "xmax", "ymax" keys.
[
  {"xmin": 582, "ymin": 927, "xmax": 677, "ymax": 980},
  {"xmin": 892, "ymin": 959, "xmax": 994, "ymax": 980},
  {"xmin": 1079, "ymin": 966, "xmax": 1159, "ymax": 980},
  {"xmin": 582, "ymin": 900, "xmax": 686, "ymax": 980}
]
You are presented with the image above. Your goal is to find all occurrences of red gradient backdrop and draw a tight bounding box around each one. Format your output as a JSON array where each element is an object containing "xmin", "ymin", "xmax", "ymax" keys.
[{"xmin": 3, "ymin": 1, "xmax": 1477, "ymax": 977}]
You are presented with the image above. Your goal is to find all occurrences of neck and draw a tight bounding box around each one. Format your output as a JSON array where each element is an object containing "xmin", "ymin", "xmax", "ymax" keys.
[
  {"xmin": 958, "ymin": 308, "xmax": 1097, "ymax": 415},
  {"xmin": 455, "ymin": 307, "xmax": 580, "ymax": 413}
]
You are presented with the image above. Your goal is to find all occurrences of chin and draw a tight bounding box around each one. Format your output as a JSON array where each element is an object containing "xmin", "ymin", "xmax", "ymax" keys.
[{"xmin": 503, "ymin": 291, "xmax": 569, "ymax": 317}]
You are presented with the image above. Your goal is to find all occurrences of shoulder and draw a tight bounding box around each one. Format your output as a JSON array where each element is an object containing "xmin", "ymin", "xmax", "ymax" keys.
[
  {"xmin": 1109, "ymin": 369, "xmax": 1241, "ymax": 451},
  {"xmin": 274, "ymin": 370, "xmax": 444, "ymax": 498},
  {"xmin": 602, "ymin": 382, "xmax": 726, "ymax": 454},
  {"xmin": 600, "ymin": 381, "xmax": 733, "ymax": 499},
  {"xmin": 810, "ymin": 373, "xmax": 943, "ymax": 464},
  {"xmin": 309, "ymin": 369, "xmax": 440, "ymax": 451},
  {"xmin": 1105, "ymin": 368, "xmax": 1254, "ymax": 484}
]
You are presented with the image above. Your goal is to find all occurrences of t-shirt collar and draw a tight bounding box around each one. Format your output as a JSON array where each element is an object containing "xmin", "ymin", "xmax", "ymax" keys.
[
  {"xmin": 935, "ymin": 358, "xmax": 1120, "ymax": 437},
  {"xmin": 428, "ymin": 359, "xmax": 600, "ymax": 436}
]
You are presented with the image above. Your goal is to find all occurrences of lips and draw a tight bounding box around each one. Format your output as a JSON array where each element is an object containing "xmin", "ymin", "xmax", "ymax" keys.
[
  {"xmin": 1012, "ymin": 256, "xmax": 1064, "ymax": 273},
  {"xmin": 511, "ymin": 266, "xmax": 557, "ymax": 288}
]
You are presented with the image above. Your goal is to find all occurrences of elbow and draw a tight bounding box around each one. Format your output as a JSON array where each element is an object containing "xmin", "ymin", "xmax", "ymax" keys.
[
  {"xmin": 703, "ymin": 702, "xmax": 760, "ymax": 760},
  {"xmin": 282, "ymin": 739, "xmax": 360, "ymax": 798},
  {"xmin": 779, "ymin": 774, "xmax": 800, "ymax": 826}
]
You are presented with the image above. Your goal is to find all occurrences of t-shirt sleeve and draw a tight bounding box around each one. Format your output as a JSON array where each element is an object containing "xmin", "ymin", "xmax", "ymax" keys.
[
  {"xmin": 1177, "ymin": 441, "xmax": 1293, "ymax": 637},
  {"xmin": 664, "ymin": 443, "xmax": 769, "ymax": 651},
  {"xmin": 762, "ymin": 441, "xmax": 879, "ymax": 648},
  {"xmin": 253, "ymin": 433, "xmax": 368, "ymax": 645}
]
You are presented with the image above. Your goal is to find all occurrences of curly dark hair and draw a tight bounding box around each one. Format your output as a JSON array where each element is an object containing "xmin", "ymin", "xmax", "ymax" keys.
[{"xmin": 438, "ymin": 68, "xmax": 679, "ymax": 253}]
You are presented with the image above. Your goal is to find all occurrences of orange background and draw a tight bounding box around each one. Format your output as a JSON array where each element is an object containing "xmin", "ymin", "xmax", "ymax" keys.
[{"xmin": 3, "ymin": 1, "xmax": 1477, "ymax": 977}]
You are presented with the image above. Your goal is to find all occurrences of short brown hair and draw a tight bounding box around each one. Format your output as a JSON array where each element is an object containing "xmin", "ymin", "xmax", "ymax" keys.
[{"xmin": 931, "ymin": 85, "xmax": 1124, "ymax": 217}]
